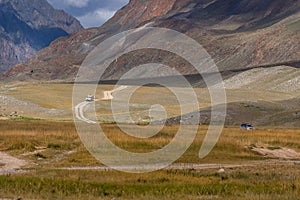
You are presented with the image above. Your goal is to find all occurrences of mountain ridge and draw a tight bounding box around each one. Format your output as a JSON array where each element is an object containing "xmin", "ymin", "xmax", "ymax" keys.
[
  {"xmin": 2, "ymin": 0, "xmax": 300, "ymax": 81},
  {"xmin": 0, "ymin": 0, "xmax": 83, "ymax": 73}
]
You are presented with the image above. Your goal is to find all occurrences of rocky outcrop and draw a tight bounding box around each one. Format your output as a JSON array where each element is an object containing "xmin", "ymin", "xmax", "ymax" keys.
[{"xmin": 0, "ymin": 0, "xmax": 83, "ymax": 72}]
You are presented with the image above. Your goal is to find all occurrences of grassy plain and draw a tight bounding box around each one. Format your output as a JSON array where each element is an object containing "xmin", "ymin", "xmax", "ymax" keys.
[
  {"xmin": 1, "ymin": 120, "xmax": 300, "ymax": 199},
  {"xmin": 1, "ymin": 82, "xmax": 299, "ymax": 127}
]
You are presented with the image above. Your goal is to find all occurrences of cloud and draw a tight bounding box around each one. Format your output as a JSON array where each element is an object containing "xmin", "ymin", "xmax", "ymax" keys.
[
  {"xmin": 63, "ymin": 0, "xmax": 89, "ymax": 8},
  {"xmin": 78, "ymin": 8, "xmax": 116, "ymax": 28},
  {"xmin": 47, "ymin": 0, "xmax": 129, "ymax": 27}
]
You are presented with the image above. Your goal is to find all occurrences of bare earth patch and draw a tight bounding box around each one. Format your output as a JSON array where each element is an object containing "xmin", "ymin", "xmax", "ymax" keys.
[
  {"xmin": 0, "ymin": 152, "xmax": 27, "ymax": 175},
  {"xmin": 252, "ymin": 147, "xmax": 300, "ymax": 159}
]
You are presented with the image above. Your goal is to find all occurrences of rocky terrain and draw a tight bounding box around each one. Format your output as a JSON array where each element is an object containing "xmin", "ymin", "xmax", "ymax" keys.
[
  {"xmin": 1, "ymin": 0, "xmax": 300, "ymax": 81},
  {"xmin": 0, "ymin": 0, "xmax": 83, "ymax": 73}
]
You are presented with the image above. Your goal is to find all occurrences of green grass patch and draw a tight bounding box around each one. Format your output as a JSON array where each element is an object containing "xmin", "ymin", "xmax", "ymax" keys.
[
  {"xmin": 9, "ymin": 117, "xmax": 42, "ymax": 121},
  {"xmin": 267, "ymin": 146, "xmax": 281, "ymax": 150},
  {"xmin": 1, "ymin": 168, "xmax": 300, "ymax": 200}
]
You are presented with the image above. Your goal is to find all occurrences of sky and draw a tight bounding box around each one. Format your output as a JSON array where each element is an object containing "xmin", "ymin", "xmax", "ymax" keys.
[{"xmin": 47, "ymin": 0, "xmax": 129, "ymax": 28}]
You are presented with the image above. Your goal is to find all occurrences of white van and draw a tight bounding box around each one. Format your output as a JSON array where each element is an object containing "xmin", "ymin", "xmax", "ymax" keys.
[{"xmin": 85, "ymin": 95, "xmax": 94, "ymax": 102}]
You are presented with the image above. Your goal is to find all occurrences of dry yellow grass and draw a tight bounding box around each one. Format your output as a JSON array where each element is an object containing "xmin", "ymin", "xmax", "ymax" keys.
[
  {"xmin": 1, "ymin": 120, "xmax": 300, "ymax": 199},
  {"xmin": 1, "ymin": 120, "xmax": 300, "ymax": 165}
]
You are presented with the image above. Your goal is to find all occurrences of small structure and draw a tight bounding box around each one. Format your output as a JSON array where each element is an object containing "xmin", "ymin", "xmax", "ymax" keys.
[
  {"xmin": 85, "ymin": 95, "xmax": 94, "ymax": 102},
  {"xmin": 240, "ymin": 123, "xmax": 254, "ymax": 130}
]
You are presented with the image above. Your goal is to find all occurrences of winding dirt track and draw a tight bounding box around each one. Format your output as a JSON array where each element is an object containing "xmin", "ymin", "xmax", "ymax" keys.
[
  {"xmin": 74, "ymin": 101, "xmax": 97, "ymax": 124},
  {"xmin": 74, "ymin": 86, "xmax": 128, "ymax": 124}
]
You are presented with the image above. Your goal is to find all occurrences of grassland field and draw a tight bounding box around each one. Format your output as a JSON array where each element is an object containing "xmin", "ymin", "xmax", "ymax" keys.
[{"xmin": 0, "ymin": 120, "xmax": 300, "ymax": 199}]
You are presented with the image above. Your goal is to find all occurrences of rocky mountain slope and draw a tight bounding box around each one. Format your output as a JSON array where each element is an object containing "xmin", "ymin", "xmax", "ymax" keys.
[
  {"xmin": 2, "ymin": 0, "xmax": 300, "ymax": 81},
  {"xmin": 0, "ymin": 0, "xmax": 83, "ymax": 73}
]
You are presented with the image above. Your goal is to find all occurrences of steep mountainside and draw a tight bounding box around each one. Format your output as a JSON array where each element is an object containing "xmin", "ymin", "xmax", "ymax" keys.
[
  {"xmin": 0, "ymin": 0, "xmax": 83, "ymax": 72},
  {"xmin": 2, "ymin": 0, "xmax": 300, "ymax": 81}
]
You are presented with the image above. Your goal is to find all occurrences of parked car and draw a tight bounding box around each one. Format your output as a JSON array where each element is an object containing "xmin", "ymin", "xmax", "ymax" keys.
[{"xmin": 240, "ymin": 123, "xmax": 254, "ymax": 130}]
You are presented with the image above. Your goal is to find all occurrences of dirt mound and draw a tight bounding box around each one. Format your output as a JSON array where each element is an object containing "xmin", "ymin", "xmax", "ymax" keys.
[{"xmin": 251, "ymin": 147, "xmax": 300, "ymax": 159}]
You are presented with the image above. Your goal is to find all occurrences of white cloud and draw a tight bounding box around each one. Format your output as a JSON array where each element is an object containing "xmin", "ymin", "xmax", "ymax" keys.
[
  {"xmin": 63, "ymin": 0, "xmax": 89, "ymax": 8},
  {"xmin": 47, "ymin": 0, "xmax": 129, "ymax": 27},
  {"xmin": 78, "ymin": 8, "xmax": 116, "ymax": 28}
]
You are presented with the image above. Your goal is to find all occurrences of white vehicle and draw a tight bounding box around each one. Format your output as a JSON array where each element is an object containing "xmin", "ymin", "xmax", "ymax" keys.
[{"xmin": 85, "ymin": 95, "xmax": 94, "ymax": 102}]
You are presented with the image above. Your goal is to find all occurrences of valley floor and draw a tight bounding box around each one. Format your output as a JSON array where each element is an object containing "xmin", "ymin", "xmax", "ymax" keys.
[
  {"xmin": 0, "ymin": 79, "xmax": 299, "ymax": 127},
  {"xmin": 0, "ymin": 73, "xmax": 299, "ymax": 199}
]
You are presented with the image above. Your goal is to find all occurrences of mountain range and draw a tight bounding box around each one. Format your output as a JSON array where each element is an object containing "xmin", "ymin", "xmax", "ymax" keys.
[
  {"xmin": 0, "ymin": 0, "xmax": 83, "ymax": 73},
  {"xmin": 1, "ymin": 0, "xmax": 300, "ymax": 81}
]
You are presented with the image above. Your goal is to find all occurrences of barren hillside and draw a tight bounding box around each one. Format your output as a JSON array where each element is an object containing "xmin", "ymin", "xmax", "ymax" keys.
[{"xmin": 2, "ymin": 0, "xmax": 300, "ymax": 81}]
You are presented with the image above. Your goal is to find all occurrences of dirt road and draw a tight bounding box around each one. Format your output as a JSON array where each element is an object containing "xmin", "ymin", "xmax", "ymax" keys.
[
  {"xmin": 102, "ymin": 85, "xmax": 128, "ymax": 100},
  {"xmin": 1, "ymin": 148, "xmax": 300, "ymax": 175},
  {"xmin": 74, "ymin": 101, "xmax": 97, "ymax": 124},
  {"xmin": 74, "ymin": 86, "xmax": 128, "ymax": 124}
]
